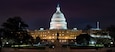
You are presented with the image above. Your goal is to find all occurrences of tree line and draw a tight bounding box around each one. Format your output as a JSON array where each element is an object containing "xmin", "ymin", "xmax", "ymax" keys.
[{"xmin": 0, "ymin": 16, "xmax": 40, "ymax": 45}]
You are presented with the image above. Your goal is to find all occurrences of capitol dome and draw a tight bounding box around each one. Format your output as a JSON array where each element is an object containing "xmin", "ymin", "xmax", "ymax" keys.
[{"xmin": 50, "ymin": 4, "xmax": 67, "ymax": 29}]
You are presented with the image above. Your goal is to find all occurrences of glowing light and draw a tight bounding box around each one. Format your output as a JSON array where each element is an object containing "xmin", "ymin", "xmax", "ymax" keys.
[
  {"xmin": 48, "ymin": 37, "xmax": 51, "ymax": 39},
  {"xmin": 65, "ymin": 37, "xmax": 68, "ymax": 39},
  {"xmin": 6, "ymin": 42, "xmax": 9, "ymax": 44},
  {"xmin": 52, "ymin": 36, "xmax": 54, "ymax": 38},
  {"xmin": 90, "ymin": 41, "xmax": 96, "ymax": 44},
  {"xmin": 110, "ymin": 42, "xmax": 113, "ymax": 44},
  {"xmin": 56, "ymin": 24, "xmax": 62, "ymax": 26}
]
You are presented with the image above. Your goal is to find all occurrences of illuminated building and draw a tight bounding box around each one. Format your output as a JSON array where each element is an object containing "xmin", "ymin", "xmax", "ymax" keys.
[
  {"xmin": 90, "ymin": 22, "xmax": 111, "ymax": 39},
  {"xmin": 30, "ymin": 29, "xmax": 82, "ymax": 42},
  {"xmin": 50, "ymin": 4, "xmax": 67, "ymax": 30},
  {"xmin": 91, "ymin": 22, "xmax": 101, "ymax": 30},
  {"xmin": 29, "ymin": 4, "xmax": 82, "ymax": 42},
  {"xmin": 29, "ymin": 4, "xmax": 112, "ymax": 43}
]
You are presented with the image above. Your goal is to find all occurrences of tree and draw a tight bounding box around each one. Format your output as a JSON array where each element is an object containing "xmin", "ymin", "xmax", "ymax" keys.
[
  {"xmin": 35, "ymin": 36, "xmax": 41, "ymax": 44},
  {"xmin": 0, "ymin": 29, "xmax": 3, "ymax": 47},
  {"xmin": 83, "ymin": 25, "xmax": 92, "ymax": 33},
  {"xmin": 106, "ymin": 25, "xmax": 115, "ymax": 41},
  {"xmin": 84, "ymin": 25, "xmax": 92, "ymax": 30},
  {"xmin": 1, "ymin": 16, "xmax": 32, "ymax": 44},
  {"xmin": 76, "ymin": 34, "xmax": 91, "ymax": 45}
]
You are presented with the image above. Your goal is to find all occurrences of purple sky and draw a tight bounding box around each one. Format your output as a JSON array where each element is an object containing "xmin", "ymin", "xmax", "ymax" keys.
[{"xmin": 0, "ymin": 0, "xmax": 115, "ymax": 30}]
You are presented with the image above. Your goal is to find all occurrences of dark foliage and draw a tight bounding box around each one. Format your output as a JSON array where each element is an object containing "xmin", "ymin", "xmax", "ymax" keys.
[
  {"xmin": 35, "ymin": 36, "xmax": 41, "ymax": 43},
  {"xmin": 76, "ymin": 34, "xmax": 91, "ymax": 45},
  {"xmin": 0, "ymin": 16, "xmax": 33, "ymax": 44},
  {"xmin": 106, "ymin": 25, "xmax": 115, "ymax": 41},
  {"xmin": 84, "ymin": 25, "xmax": 92, "ymax": 30}
]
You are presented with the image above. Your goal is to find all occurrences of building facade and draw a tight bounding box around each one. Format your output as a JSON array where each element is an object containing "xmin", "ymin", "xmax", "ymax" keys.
[
  {"xmin": 30, "ymin": 29, "xmax": 82, "ymax": 42},
  {"xmin": 29, "ymin": 4, "xmax": 112, "ymax": 43},
  {"xmin": 29, "ymin": 4, "xmax": 82, "ymax": 42}
]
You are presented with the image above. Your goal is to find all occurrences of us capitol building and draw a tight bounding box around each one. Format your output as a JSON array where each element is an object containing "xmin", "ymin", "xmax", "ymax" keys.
[{"xmin": 29, "ymin": 5, "xmax": 111, "ymax": 43}]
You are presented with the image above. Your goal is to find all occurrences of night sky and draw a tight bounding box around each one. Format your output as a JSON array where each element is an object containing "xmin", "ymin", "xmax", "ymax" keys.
[{"xmin": 0, "ymin": 0, "xmax": 115, "ymax": 30}]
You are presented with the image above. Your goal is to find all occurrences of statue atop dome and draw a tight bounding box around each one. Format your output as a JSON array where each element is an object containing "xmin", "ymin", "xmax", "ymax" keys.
[{"xmin": 56, "ymin": 4, "xmax": 60, "ymax": 12}]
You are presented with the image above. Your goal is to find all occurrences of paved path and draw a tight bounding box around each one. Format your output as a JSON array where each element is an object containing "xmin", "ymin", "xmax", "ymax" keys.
[{"xmin": 1, "ymin": 47, "xmax": 115, "ymax": 52}]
